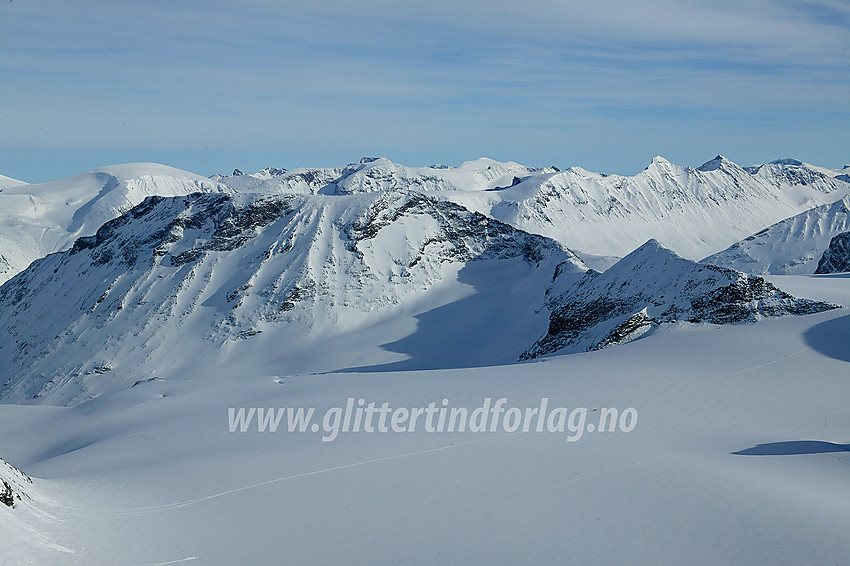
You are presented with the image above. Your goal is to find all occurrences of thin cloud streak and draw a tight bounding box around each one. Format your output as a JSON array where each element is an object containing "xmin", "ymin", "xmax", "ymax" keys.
[{"xmin": 1, "ymin": 0, "xmax": 847, "ymax": 181}]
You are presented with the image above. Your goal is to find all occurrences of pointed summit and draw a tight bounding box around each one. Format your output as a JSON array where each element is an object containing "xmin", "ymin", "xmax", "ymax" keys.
[
  {"xmin": 647, "ymin": 155, "xmax": 672, "ymax": 169},
  {"xmin": 522, "ymin": 239, "xmax": 835, "ymax": 358},
  {"xmin": 632, "ymin": 238, "xmax": 673, "ymax": 253},
  {"xmin": 697, "ymin": 155, "xmax": 730, "ymax": 172}
]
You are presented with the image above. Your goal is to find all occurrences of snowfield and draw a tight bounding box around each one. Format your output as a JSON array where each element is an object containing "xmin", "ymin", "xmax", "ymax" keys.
[
  {"xmin": 0, "ymin": 276, "xmax": 848, "ymax": 565},
  {"xmin": 0, "ymin": 156, "xmax": 848, "ymax": 565}
]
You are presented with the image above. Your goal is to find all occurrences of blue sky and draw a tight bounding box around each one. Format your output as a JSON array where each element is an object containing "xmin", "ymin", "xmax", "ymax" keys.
[{"xmin": 1, "ymin": 0, "xmax": 848, "ymax": 182}]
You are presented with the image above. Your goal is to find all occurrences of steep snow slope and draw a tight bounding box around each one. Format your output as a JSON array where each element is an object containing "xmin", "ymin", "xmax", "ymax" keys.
[
  {"xmin": 815, "ymin": 232, "xmax": 850, "ymax": 273},
  {"xmin": 0, "ymin": 191, "xmax": 585, "ymax": 404},
  {"xmin": 1, "ymin": 457, "xmax": 31, "ymax": 508},
  {"xmin": 704, "ymin": 196, "xmax": 850, "ymax": 274},
  {"xmin": 522, "ymin": 240, "xmax": 835, "ymax": 358},
  {"xmin": 0, "ymin": 454, "xmax": 71, "ymax": 564},
  {"xmin": 0, "ymin": 164, "xmax": 230, "ymax": 285}
]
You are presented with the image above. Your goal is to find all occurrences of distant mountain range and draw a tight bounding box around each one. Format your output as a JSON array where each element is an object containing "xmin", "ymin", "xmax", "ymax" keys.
[{"xmin": 0, "ymin": 155, "xmax": 847, "ymax": 403}]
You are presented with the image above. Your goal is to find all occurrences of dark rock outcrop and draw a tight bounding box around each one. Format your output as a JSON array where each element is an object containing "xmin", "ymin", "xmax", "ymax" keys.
[{"xmin": 815, "ymin": 231, "xmax": 850, "ymax": 274}]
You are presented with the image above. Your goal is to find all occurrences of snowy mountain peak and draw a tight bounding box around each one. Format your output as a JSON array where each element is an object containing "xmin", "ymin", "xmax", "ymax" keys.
[
  {"xmin": 697, "ymin": 154, "xmax": 731, "ymax": 172},
  {"xmin": 770, "ymin": 158, "xmax": 804, "ymax": 166},
  {"xmin": 0, "ymin": 189, "xmax": 585, "ymax": 404},
  {"xmin": 647, "ymin": 155, "xmax": 673, "ymax": 170},
  {"xmin": 522, "ymin": 240, "xmax": 836, "ymax": 358},
  {"xmin": 631, "ymin": 238, "xmax": 673, "ymax": 254}
]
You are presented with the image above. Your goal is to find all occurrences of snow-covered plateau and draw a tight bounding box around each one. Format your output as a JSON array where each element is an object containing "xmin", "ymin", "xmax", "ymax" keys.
[{"xmin": 0, "ymin": 155, "xmax": 848, "ymax": 565}]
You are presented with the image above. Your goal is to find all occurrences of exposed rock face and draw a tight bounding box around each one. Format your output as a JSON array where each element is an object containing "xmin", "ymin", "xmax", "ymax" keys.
[
  {"xmin": 521, "ymin": 240, "xmax": 837, "ymax": 359},
  {"xmin": 0, "ymin": 190, "xmax": 585, "ymax": 404},
  {"xmin": 0, "ymin": 458, "xmax": 32, "ymax": 508},
  {"xmin": 815, "ymin": 232, "xmax": 850, "ymax": 274}
]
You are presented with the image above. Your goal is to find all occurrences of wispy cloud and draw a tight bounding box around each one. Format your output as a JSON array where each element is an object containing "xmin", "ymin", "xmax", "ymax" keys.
[{"xmin": 1, "ymin": 0, "xmax": 847, "ymax": 181}]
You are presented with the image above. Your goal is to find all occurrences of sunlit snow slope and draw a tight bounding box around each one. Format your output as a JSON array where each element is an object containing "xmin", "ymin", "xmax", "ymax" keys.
[
  {"xmin": 0, "ymin": 163, "xmax": 230, "ymax": 285},
  {"xmin": 705, "ymin": 196, "xmax": 850, "ymax": 275}
]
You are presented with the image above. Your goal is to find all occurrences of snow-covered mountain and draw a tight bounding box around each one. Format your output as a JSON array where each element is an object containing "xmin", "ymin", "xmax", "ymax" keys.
[
  {"xmin": 214, "ymin": 155, "xmax": 850, "ymax": 261},
  {"xmin": 815, "ymin": 231, "xmax": 850, "ymax": 273},
  {"xmin": 0, "ymin": 174, "xmax": 29, "ymax": 190},
  {"xmin": 467, "ymin": 155, "xmax": 850, "ymax": 260},
  {"xmin": 0, "ymin": 163, "xmax": 230, "ymax": 285},
  {"xmin": 2, "ymin": 155, "xmax": 845, "ymax": 402},
  {"xmin": 6, "ymin": 155, "xmax": 845, "ymax": 288},
  {"xmin": 211, "ymin": 157, "xmax": 547, "ymax": 196},
  {"xmin": 0, "ymin": 190, "xmax": 585, "ymax": 404},
  {"xmin": 211, "ymin": 165, "xmax": 345, "ymax": 195},
  {"xmin": 744, "ymin": 158, "xmax": 850, "ymax": 185},
  {"xmin": 704, "ymin": 196, "xmax": 850, "ymax": 275},
  {"xmin": 521, "ymin": 240, "xmax": 836, "ymax": 358},
  {"xmin": 3, "ymin": 156, "xmax": 850, "ymax": 564}
]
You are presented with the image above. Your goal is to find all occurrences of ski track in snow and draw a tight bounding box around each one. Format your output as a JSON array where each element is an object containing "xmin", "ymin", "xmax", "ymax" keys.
[
  {"xmin": 49, "ymin": 432, "xmax": 513, "ymax": 519},
  {"xmin": 126, "ymin": 558, "xmax": 201, "ymax": 566},
  {"xmin": 44, "ymin": 348, "xmax": 849, "ymax": 521}
]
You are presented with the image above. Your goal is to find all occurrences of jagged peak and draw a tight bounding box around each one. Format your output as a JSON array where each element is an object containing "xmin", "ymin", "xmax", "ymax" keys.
[
  {"xmin": 254, "ymin": 166, "xmax": 288, "ymax": 178},
  {"xmin": 591, "ymin": 239, "xmax": 686, "ymax": 280},
  {"xmin": 643, "ymin": 156, "xmax": 686, "ymax": 175},
  {"xmin": 359, "ymin": 156, "xmax": 387, "ymax": 164},
  {"xmin": 697, "ymin": 154, "xmax": 732, "ymax": 172}
]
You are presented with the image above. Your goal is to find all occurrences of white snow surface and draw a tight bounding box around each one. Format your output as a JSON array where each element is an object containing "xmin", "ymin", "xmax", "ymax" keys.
[
  {"xmin": 0, "ymin": 276, "xmax": 848, "ymax": 565},
  {"xmin": 0, "ymin": 163, "xmax": 230, "ymax": 285},
  {"xmin": 1, "ymin": 156, "xmax": 849, "ymax": 564},
  {"xmin": 213, "ymin": 155, "xmax": 850, "ymax": 260},
  {"xmin": 704, "ymin": 195, "xmax": 850, "ymax": 274},
  {"xmin": 0, "ymin": 174, "xmax": 29, "ymax": 190}
]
